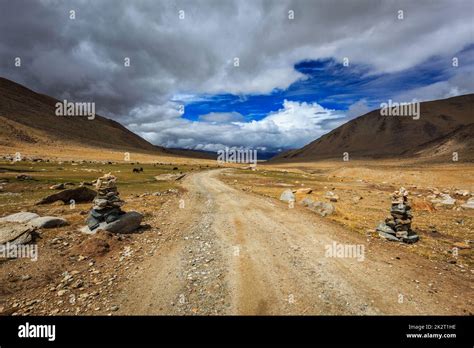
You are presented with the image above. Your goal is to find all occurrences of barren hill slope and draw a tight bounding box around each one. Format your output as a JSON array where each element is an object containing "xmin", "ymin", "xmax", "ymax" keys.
[
  {"xmin": 272, "ymin": 94, "xmax": 474, "ymax": 162},
  {"xmin": 407, "ymin": 123, "xmax": 474, "ymax": 161},
  {"xmin": 0, "ymin": 77, "xmax": 162, "ymax": 153}
]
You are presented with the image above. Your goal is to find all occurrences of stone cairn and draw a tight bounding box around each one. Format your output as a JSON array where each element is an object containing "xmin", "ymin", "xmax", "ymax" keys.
[
  {"xmin": 86, "ymin": 173, "xmax": 125, "ymax": 231},
  {"xmin": 376, "ymin": 187, "xmax": 419, "ymax": 243}
]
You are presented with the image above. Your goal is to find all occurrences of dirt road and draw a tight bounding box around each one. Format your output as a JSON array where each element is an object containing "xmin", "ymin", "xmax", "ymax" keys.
[{"xmin": 115, "ymin": 169, "xmax": 473, "ymax": 315}]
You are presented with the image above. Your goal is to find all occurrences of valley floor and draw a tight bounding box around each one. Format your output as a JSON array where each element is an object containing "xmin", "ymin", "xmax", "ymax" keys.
[
  {"xmin": 114, "ymin": 169, "xmax": 472, "ymax": 315},
  {"xmin": 0, "ymin": 161, "xmax": 472, "ymax": 315}
]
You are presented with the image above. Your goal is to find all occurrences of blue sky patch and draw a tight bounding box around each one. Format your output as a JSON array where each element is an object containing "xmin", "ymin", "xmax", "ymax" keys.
[{"xmin": 179, "ymin": 44, "xmax": 474, "ymax": 122}]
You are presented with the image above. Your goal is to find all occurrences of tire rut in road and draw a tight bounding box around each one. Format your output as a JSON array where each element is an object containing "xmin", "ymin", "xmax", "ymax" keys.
[{"xmin": 174, "ymin": 180, "xmax": 230, "ymax": 315}]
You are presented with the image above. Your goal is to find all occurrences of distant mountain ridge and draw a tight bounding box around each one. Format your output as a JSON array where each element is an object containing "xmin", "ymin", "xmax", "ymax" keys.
[{"xmin": 271, "ymin": 94, "xmax": 474, "ymax": 162}]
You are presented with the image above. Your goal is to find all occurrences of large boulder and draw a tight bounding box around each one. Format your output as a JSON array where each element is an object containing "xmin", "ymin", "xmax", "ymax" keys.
[
  {"xmin": 80, "ymin": 211, "xmax": 143, "ymax": 234},
  {"xmin": 37, "ymin": 187, "xmax": 96, "ymax": 205},
  {"xmin": 279, "ymin": 189, "xmax": 295, "ymax": 202},
  {"xmin": 28, "ymin": 216, "xmax": 68, "ymax": 229},
  {"xmin": 308, "ymin": 201, "xmax": 334, "ymax": 217},
  {"xmin": 0, "ymin": 222, "xmax": 34, "ymax": 245},
  {"xmin": 0, "ymin": 212, "xmax": 39, "ymax": 223}
]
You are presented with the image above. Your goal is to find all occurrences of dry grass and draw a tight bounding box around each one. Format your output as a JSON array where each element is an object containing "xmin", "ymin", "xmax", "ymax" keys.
[
  {"xmin": 219, "ymin": 160, "xmax": 474, "ymax": 268},
  {"xmin": 0, "ymin": 159, "xmax": 216, "ymax": 217},
  {"xmin": 0, "ymin": 142, "xmax": 216, "ymax": 165}
]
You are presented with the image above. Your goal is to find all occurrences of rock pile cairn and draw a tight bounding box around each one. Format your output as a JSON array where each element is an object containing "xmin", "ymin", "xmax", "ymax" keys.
[
  {"xmin": 86, "ymin": 173, "xmax": 125, "ymax": 230},
  {"xmin": 376, "ymin": 187, "xmax": 419, "ymax": 243}
]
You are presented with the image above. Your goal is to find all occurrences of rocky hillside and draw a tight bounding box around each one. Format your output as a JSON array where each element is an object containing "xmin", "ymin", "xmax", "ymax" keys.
[
  {"xmin": 272, "ymin": 94, "xmax": 474, "ymax": 162},
  {"xmin": 0, "ymin": 77, "xmax": 162, "ymax": 153},
  {"xmin": 408, "ymin": 123, "xmax": 474, "ymax": 161}
]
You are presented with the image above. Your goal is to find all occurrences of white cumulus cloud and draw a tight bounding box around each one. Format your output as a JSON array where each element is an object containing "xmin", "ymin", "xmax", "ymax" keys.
[{"xmin": 130, "ymin": 100, "xmax": 346, "ymax": 152}]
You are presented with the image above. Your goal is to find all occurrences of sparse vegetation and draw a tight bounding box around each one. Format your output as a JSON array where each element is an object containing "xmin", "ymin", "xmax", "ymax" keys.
[{"xmin": 220, "ymin": 161, "xmax": 474, "ymax": 268}]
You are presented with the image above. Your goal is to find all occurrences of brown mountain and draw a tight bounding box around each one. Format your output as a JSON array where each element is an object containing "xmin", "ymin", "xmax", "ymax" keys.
[
  {"xmin": 271, "ymin": 94, "xmax": 474, "ymax": 162},
  {"xmin": 0, "ymin": 77, "xmax": 164, "ymax": 154},
  {"xmin": 407, "ymin": 123, "xmax": 474, "ymax": 161}
]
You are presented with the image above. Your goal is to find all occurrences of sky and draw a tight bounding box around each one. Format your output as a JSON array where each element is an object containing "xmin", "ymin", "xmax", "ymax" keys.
[{"xmin": 0, "ymin": 0, "xmax": 473, "ymax": 154}]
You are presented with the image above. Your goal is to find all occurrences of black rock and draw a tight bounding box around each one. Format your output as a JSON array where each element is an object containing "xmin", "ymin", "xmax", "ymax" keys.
[
  {"xmin": 402, "ymin": 234, "xmax": 419, "ymax": 244},
  {"xmin": 37, "ymin": 187, "xmax": 97, "ymax": 205}
]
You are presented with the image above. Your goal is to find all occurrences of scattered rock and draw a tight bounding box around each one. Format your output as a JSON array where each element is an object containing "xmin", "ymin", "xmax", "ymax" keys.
[
  {"xmin": 300, "ymin": 197, "xmax": 314, "ymax": 207},
  {"xmin": 16, "ymin": 174, "xmax": 33, "ymax": 181},
  {"xmin": 307, "ymin": 201, "xmax": 335, "ymax": 217},
  {"xmin": 431, "ymin": 193, "xmax": 456, "ymax": 206},
  {"xmin": 461, "ymin": 198, "xmax": 474, "ymax": 209},
  {"xmin": 325, "ymin": 191, "xmax": 339, "ymax": 202},
  {"xmin": 71, "ymin": 279, "xmax": 84, "ymax": 289},
  {"xmin": 452, "ymin": 242, "xmax": 471, "ymax": 250},
  {"xmin": 279, "ymin": 189, "xmax": 295, "ymax": 203},
  {"xmin": 295, "ymin": 188, "xmax": 312, "ymax": 194},
  {"xmin": 49, "ymin": 183, "xmax": 65, "ymax": 190},
  {"xmin": 454, "ymin": 189, "xmax": 470, "ymax": 197}
]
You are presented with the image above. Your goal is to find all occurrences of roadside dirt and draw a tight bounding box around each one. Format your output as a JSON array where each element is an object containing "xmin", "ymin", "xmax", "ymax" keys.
[{"xmin": 114, "ymin": 169, "xmax": 473, "ymax": 315}]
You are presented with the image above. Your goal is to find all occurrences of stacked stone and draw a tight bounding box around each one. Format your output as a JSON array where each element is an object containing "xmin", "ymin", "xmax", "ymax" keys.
[
  {"xmin": 376, "ymin": 187, "xmax": 419, "ymax": 243},
  {"xmin": 86, "ymin": 173, "xmax": 125, "ymax": 230}
]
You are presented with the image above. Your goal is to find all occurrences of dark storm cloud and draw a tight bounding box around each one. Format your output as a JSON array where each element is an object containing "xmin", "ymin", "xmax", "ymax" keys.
[{"xmin": 0, "ymin": 0, "xmax": 472, "ymax": 151}]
